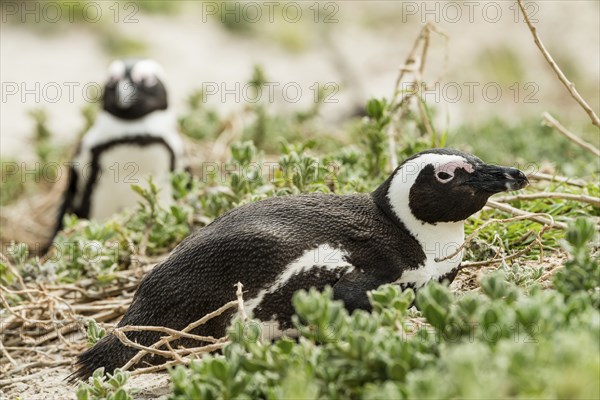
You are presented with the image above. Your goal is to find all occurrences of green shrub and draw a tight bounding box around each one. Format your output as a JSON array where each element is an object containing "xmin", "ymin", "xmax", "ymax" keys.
[
  {"xmin": 126, "ymin": 178, "xmax": 191, "ymax": 255},
  {"xmin": 554, "ymin": 218, "xmax": 600, "ymax": 308},
  {"xmin": 168, "ymin": 220, "xmax": 599, "ymax": 399}
]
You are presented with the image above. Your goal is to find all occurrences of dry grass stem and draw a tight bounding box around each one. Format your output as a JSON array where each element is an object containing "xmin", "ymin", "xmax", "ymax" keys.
[
  {"xmin": 0, "ymin": 341, "xmax": 18, "ymax": 367},
  {"xmin": 486, "ymin": 200, "xmax": 568, "ymax": 230},
  {"xmin": 460, "ymin": 222, "xmax": 553, "ymax": 269},
  {"xmin": 117, "ymin": 326, "xmax": 219, "ymax": 344},
  {"xmin": 0, "ymin": 369, "xmax": 49, "ymax": 387},
  {"xmin": 236, "ymin": 282, "xmax": 248, "ymax": 322},
  {"xmin": 0, "ymin": 253, "xmax": 34, "ymax": 301},
  {"xmin": 210, "ymin": 113, "xmax": 244, "ymax": 163},
  {"xmin": 0, "ymin": 255, "xmax": 159, "ymax": 377},
  {"xmin": 542, "ymin": 112, "xmax": 600, "ymax": 157},
  {"xmin": 386, "ymin": 22, "xmax": 448, "ymax": 168},
  {"xmin": 436, "ymin": 213, "xmax": 554, "ymax": 264},
  {"xmin": 113, "ymin": 330, "xmax": 177, "ymax": 359},
  {"xmin": 528, "ymin": 171, "xmax": 587, "ymax": 187},
  {"xmin": 517, "ymin": 0, "xmax": 600, "ymax": 127},
  {"xmin": 129, "ymin": 359, "xmax": 180, "ymax": 376},
  {"xmin": 495, "ymin": 192, "xmax": 600, "ymax": 207}
]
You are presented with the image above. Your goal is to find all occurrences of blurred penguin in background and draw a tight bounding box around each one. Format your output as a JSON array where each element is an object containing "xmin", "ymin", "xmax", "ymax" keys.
[{"xmin": 49, "ymin": 59, "xmax": 184, "ymax": 243}]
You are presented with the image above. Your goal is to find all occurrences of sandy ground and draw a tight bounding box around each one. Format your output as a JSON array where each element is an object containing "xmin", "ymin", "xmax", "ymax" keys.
[{"xmin": 1, "ymin": 368, "xmax": 170, "ymax": 400}]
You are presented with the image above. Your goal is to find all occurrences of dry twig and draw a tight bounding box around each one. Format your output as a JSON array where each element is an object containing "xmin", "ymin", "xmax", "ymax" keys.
[
  {"xmin": 117, "ymin": 326, "xmax": 219, "ymax": 344},
  {"xmin": 0, "ymin": 369, "xmax": 51, "ymax": 387},
  {"xmin": 486, "ymin": 200, "xmax": 568, "ymax": 230},
  {"xmin": 517, "ymin": 0, "xmax": 600, "ymax": 127},
  {"xmin": 236, "ymin": 282, "xmax": 248, "ymax": 322},
  {"xmin": 110, "ymin": 285, "xmax": 250, "ymax": 375},
  {"xmin": 0, "ymin": 261, "xmax": 149, "ymax": 377},
  {"xmin": 495, "ymin": 192, "xmax": 600, "ymax": 207},
  {"xmin": 528, "ymin": 171, "xmax": 587, "ymax": 187},
  {"xmin": 460, "ymin": 220, "xmax": 554, "ymax": 269},
  {"xmin": 0, "ymin": 341, "xmax": 17, "ymax": 367},
  {"xmin": 542, "ymin": 112, "xmax": 600, "ymax": 157},
  {"xmin": 119, "ymin": 294, "xmax": 241, "ymax": 373},
  {"xmin": 436, "ymin": 213, "xmax": 555, "ymax": 264},
  {"xmin": 0, "ymin": 253, "xmax": 33, "ymax": 301},
  {"xmin": 386, "ymin": 22, "xmax": 449, "ymax": 168}
]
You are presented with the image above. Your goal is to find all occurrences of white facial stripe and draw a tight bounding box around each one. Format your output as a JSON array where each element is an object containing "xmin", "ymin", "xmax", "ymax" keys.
[
  {"xmin": 388, "ymin": 153, "xmax": 469, "ymax": 287},
  {"xmin": 245, "ymin": 244, "xmax": 355, "ymax": 317},
  {"xmin": 130, "ymin": 59, "xmax": 165, "ymax": 85},
  {"xmin": 392, "ymin": 153, "xmax": 472, "ymax": 190},
  {"xmin": 107, "ymin": 60, "xmax": 126, "ymax": 80}
]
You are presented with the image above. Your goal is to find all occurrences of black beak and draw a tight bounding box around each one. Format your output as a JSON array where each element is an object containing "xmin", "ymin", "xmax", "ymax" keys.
[
  {"xmin": 467, "ymin": 164, "xmax": 529, "ymax": 193},
  {"xmin": 114, "ymin": 79, "xmax": 138, "ymax": 109}
]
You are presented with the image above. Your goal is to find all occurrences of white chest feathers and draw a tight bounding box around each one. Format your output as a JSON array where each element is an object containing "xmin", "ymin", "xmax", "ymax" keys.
[
  {"xmin": 86, "ymin": 144, "xmax": 174, "ymax": 220},
  {"xmin": 395, "ymin": 221, "xmax": 464, "ymax": 288},
  {"xmin": 70, "ymin": 110, "xmax": 182, "ymax": 220}
]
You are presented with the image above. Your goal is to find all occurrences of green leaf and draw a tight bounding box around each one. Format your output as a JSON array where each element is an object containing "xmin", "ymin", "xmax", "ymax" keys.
[
  {"xmin": 366, "ymin": 98, "xmax": 386, "ymax": 121},
  {"xmin": 210, "ymin": 359, "xmax": 229, "ymax": 382}
]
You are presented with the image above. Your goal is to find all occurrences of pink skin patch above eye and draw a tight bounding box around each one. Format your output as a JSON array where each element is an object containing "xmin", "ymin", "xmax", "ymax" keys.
[{"xmin": 434, "ymin": 160, "xmax": 474, "ymax": 181}]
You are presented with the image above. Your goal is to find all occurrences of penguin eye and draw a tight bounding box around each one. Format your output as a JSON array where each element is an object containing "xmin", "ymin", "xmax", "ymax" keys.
[{"xmin": 436, "ymin": 171, "xmax": 453, "ymax": 182}]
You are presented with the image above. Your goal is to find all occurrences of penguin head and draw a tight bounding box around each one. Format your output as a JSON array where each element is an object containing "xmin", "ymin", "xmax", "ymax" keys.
[
  {"xmin": 102, "ymin": 59, "xmax": 168, "ymax": 120},
  {"xmin": 374, "ymin": 148, "xmax": 529, "ymax": 225}
]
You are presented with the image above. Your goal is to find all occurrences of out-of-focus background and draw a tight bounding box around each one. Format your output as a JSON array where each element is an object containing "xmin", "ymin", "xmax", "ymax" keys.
[{"xmin": 1, "ymin": 0, "xmax": 599, "ymax": 170}]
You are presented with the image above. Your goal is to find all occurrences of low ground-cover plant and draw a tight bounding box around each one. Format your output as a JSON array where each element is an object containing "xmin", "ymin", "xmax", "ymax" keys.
[
  {"xmin": 169, "ymin": 219, "xmax": 599, "ymax": 399},
  {"xmin": 126, "ymin": 178, "xmax": 192, "ymax": 255},
  {"xmin": 76, "ymin": 368, "xmax": 133, "ymax": 400}
]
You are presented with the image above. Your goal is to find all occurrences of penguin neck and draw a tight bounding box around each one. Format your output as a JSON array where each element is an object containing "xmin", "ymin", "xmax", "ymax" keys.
[
  {"xmin": 81, "ymin": 109, "xmax": 183, "ymax": 156},
  {"xmin": 375, "ymin": 175, "xmax": 465, "ymax": 253},
  {"xmin": 373, "ymin": 168, "xmax": 465, "ymax": 286},
  {"xmin": 96, "ymin": 109, "xmax": 175, "ymax": 136}
]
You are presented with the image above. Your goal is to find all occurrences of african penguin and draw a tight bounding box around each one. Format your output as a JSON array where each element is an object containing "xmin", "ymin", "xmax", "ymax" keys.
[
  {"xmin": 70, "ymin": 148, "xmax": 528, "ymax": 380},
  {"xmin": 50, "ymin": 59, "xmax": 184, "ymax": 242}
]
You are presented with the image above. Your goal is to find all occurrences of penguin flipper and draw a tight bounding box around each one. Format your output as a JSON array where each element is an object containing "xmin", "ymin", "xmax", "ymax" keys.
[
  {"xmin": 44, "ymin": 165, "xmax": 79, "ymax": 253},
  {"xmin": 332, "ymin": 269, "xmax": 393, "ymax": 313}
]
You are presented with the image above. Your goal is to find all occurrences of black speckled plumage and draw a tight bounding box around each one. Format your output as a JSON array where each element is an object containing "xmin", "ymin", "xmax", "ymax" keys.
[
  {"xmin": 70, "ymin": 194, "xmax": 423, "ymax": 381},
  {"xmin": 70, "ymin": 149, "xmax": 529, "ymax": 381}
]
